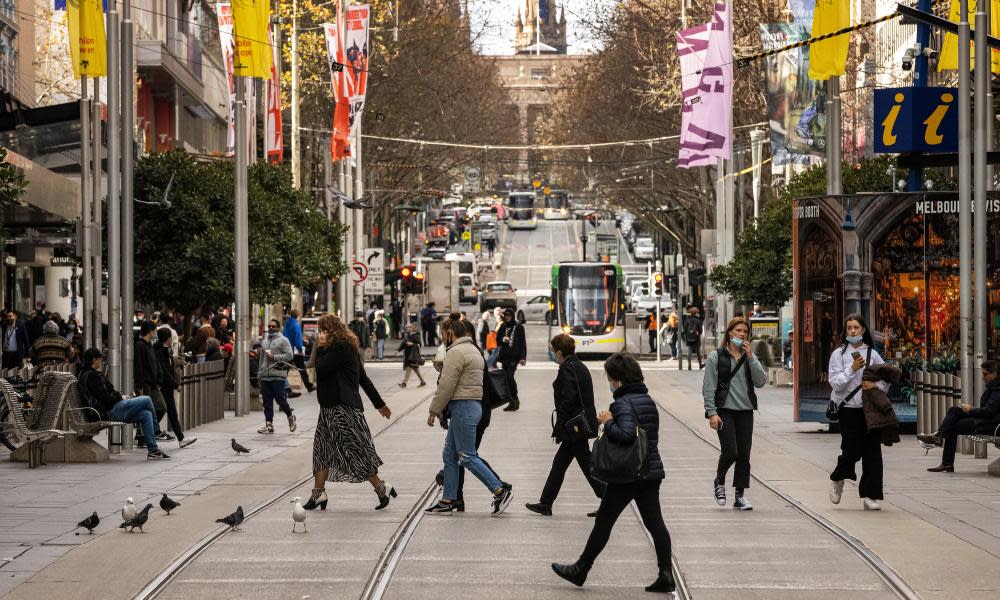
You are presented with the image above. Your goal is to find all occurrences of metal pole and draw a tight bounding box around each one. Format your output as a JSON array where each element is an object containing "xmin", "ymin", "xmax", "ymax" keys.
[
  {"xmin": 291, "ymin": 0, "xmax": 300, "ymax": 188},
  {"xmin": 92, "ymin": 79, "xmax": 103, "ymax": 350},
  {"xmin": 750, "ymin": 128, "xmax": 765, "ymax": 223},
  {"xmin": 655, "ymin": 296, "xmax": 662, "ymax": 362},
  {"xmin": 827, "ymin": 77, "xmax": 842, "ymax": 194},
  {"xmin": 974, "ymin": 9, "xmax": 987, "ymax": 399},
  {"xmin": 345, "ymin": 155, "xmax": 355, "ymax": 313},
  {"xmin": 908, "ymin": 0, "xmax": 932, "ymax": 191},
  {"xmin": 235, "ymin": 76, "xmax": 250, "ymax": 417},
  {"xmin": 959, "ymin": 0, "xmax": 973, "ymax": 397},
  {"xmin": 122, "ymin": 0, "xmax": 135, "ymax": 393},
  {"xmin": 337, "ymin": 160, "xmax": 346, "ymax": 317},
  {"xmin": 354, "ymin": 121, "xmax": 364, "ymax": 313},
  {"xmin": 324, "ymin": 142, "xmax": 334, "ymax": 313},
  {"xmin": 107, "ymin": 8, "xmax": 121, "ymax": 389},
  {"xmin": 80, "ymin": 76, "xmax": 93, "ymax": 349}
]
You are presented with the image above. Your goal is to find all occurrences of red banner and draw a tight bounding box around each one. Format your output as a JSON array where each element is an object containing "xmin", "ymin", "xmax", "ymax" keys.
[
  {"xmin": 324, "ymin": 18, "xmax": 350, "ymax": 161},
  {"xmin": 265, "ymin": 28, "xmax": 283, "ymax": 162}
]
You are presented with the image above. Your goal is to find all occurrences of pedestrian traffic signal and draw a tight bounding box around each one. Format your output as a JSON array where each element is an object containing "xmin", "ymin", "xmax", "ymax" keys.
[
  {"xmin": 412, "ymin": 271, "xmax": 426, "ymax": 294},
  {"xmin": 652, "ymin": 272, "xmax": 664, "ymax": 297}
]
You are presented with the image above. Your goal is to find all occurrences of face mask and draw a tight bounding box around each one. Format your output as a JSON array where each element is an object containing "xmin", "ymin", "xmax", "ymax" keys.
[
  {"xmin": 731, "ymin": 337, "xmax": 744, "ymax": 347},
  {"xmin": 846, "ymin": 334, "xmax": 863, "ymax": 344},
  {"xmin": 548, "ymin": 350, "xmax": 558, "ymax": 363},
  {"xmin": 609, "ymin": 383, "xmax": 616, "ymax": 395},
  {"xmin": 268, "ymin": 330, "xmax": 277, "ymax": 338}
]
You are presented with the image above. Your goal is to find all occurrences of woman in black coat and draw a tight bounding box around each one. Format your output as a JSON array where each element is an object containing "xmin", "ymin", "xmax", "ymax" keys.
[
  {"xmin": 552, "ymin": 353, "xmax": 674, "ymax": 594},
  {"xmin": 305, "ymin": 315, "xmax": 395, "ymax": 512},
  {"xmin": 153, "ymin": 328, "xmax": 195, "ymax": 448},
  {"xmin": 397, "ymin": 323, "xmax": 426, "ymax": 387},
  {"xmin": 526, "ymin": 334, "xmax": 605, "ymax": 516}
]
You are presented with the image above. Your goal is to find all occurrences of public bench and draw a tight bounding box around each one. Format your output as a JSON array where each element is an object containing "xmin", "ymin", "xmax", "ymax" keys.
[{"xmin": 0, "ymin": 378, "xmax": 65, "ymax": 468}]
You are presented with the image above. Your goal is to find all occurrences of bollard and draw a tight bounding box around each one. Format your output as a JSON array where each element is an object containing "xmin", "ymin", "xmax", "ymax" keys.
[
  {"xmin": 914, "ymin": 371, "xmax": 924, "ymax": 434},
  {"xmin": 975, "ymin": 441, "xmax": 989, "ymax": 459}
]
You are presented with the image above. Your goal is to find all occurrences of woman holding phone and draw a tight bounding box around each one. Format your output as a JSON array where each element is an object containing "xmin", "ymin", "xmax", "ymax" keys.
[
  {"xmin": 702, "ymin": 317, "xmax": 767, "ymax": 510},
  {"xmin": 827, "ymin": 313, "xmax": 887, "ymax": 510}
]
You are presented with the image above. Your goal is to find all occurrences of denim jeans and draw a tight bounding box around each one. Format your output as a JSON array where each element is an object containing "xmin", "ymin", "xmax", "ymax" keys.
[
  {"xmin": 109, "ymin": 396, "xmax": 159, "ymax": 451},
  {"xmin": 485, "ymin": 349, "xmax": 499, "ymax": 369},
  {"xmin": 375, "ymin": 338, "xmax": 385, "ymax": 359},
  {"xmin": 442, "ymin": 400, "xmax": 502, "ymax": 501},
  {"xmin": 260, "ymin": 379, "xmax": 293, "ymax": 423}
]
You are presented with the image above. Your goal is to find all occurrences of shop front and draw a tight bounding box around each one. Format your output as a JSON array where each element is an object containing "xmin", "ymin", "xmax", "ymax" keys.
[{"xmin": 792, "ymin": 192, "xmax": 1000, "ymax": 422}]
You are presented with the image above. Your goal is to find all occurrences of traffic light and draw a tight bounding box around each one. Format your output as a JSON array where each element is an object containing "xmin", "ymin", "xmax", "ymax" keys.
[
  {"xmin": 400, "ymin": 265, "xmax": 414, "ymax": 294},
  {"xmin": 412, "ymin": 271, "xmax": 426, "ymax": 294},
  {"xmin": 652, "ymin": 272, "xmax": 664, "ymax": 297}
]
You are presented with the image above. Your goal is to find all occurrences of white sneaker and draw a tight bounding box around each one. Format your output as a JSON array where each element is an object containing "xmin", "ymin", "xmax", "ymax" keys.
[
  {"xmin": 830, "ymin": 480, "xmax": 844, "ymax": 505},
  {"xmin": 863, "ymin": 498, "xmax": 881, "ymax": 511}
]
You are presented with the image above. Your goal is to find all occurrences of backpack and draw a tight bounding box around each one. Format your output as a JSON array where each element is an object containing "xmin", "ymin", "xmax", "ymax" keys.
[{"xmin": 684, "ymin": 318, "xmax": 701, "ymax": 344}]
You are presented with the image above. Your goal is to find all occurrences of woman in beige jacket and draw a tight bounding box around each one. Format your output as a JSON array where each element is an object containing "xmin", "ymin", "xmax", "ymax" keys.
[{"xmin": 425, "ymin": 319, "xmax": 514, "ymax": 515}]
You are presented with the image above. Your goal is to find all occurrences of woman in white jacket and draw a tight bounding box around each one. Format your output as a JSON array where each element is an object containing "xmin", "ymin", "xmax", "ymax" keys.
[{"xmin": 827, "ymin": 313, "xmax": 888, "ymax": 511}]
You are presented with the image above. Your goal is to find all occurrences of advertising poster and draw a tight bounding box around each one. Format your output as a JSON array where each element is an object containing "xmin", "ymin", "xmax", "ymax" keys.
[{"xmin": 217, "ymin": 3, "xmax": 236, "ymax": 155}]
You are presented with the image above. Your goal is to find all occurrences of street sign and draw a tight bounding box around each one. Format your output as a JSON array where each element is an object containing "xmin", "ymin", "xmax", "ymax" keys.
[
  {"xmin": 50, "ymin": 256, "xmax": 79, "ymax": 266},
  {"xmin": 874, "ymin": 87, "xmax": 958, "ymax": 153},
  {"xmin": 463, "ymin": 167, "xmax": 481, "ymax": 194},
  {"xmin": 363, "ymin": 247, "xmax": 384, "ymax": 294},
  {"xmin": 351, "ymin": 261, "xmax": 368, "ymax": 284},
  {"xmin": 461, "ymin": 231, "xmax": 471, "ymax": 241},
  {"xmin": 474, "ymin": 242, "xmax": 481, "ymax": 251}
]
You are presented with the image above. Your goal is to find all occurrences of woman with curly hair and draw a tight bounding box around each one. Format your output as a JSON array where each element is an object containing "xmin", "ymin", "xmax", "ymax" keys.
[{"xmin": 304, "ymin": 315, "xmax": 397, "ymax": 511}]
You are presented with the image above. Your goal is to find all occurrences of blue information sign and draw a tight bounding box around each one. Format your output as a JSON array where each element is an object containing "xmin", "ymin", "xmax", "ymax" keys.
[{"xmin": 873, "ymin": 87, "xmax": 958, "ymax": 154}]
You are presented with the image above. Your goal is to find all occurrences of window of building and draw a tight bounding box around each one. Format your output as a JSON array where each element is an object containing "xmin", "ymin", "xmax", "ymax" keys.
[{"xmin": 530, "ymin": 68, "xmax": 549, "ymax": 80}]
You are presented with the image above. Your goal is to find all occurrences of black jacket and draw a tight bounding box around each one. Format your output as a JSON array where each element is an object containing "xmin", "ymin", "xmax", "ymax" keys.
[
  {"xmin": 78, "ymin": 367, "xmax": 123, "ymax": 420},
  {"xmin": 971, "ymin": 381, "xmax": 1000, "ymax": 430},
  {"xmin": 398, "ymin": 333, "xmax": 422, "ymax": 367},
  {"xmin": 154, "ymin": 345, "xmax": 178, "ymax": 391},
  {"xmin": 552, "ymin": 355, "xmax": 598, "ymax": 442},
  {"xmin": 604, "ymin": 382, "xmax": 664, "ymax": 481},
  {"xmin": 134, "ymin": 338, "xmax": 160, "ymax": 389},
  {"xmin": 496, "ymin": 320, "xmax": 526, "ymax": 362},
  {"xmin": 314, "ymin": 340, "xmax": 385, "ymax": 411}
]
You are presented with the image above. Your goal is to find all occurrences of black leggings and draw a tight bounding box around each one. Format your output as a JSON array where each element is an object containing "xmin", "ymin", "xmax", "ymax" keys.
[
  {"xmin": 579, "ymin": 479, "xmax": 671, "ymax": 572},
  {"xmin": 716, "ymin": 408, "xmax": 754, "ymax": 490},
  {"xmin": 540, "ymin": 439, "xmax": 606, "ymax": 506},
  {"xmin": 830, "ymin": 407, "xmax": 883, "ymax": 500}
]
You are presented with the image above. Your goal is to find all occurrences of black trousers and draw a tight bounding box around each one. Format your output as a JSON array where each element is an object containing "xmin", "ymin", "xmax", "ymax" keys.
[
  {"xmin": 140, "ymin": 385, "xmax": 166, "ymax": 436},
  {"xmin": 2, "ymin": 351, "xmax": 20, "ymax": 369},
  {"xmin": 292, "ymin": 354, "xmax": 313, "ymax": 390},
  {"xmin": 940, "ymin": 406, "xmax": 979, "ymax": 466},
  {"xmin": 715, "ymin": 408, "xmax": 754, "ymax": 489},
  {"xmin": 422, "ymin": 325, "xmax": 436, "ymax": 347},
  {"xmin": 162, "ymin": 387, "xmax": 186, "ymax": 441},
  {"xmin": 501, "ymin": 360, "xmax": 520, "ymax": 404},
  {"xmin": 455, "ymin": 419, "xmax": 499, "ymax": 501},
  {"xmin": 830, "ymin": 406, "xmax": 883, "ymax": 500},
  {"xmin": 687, "ymin": 341, "xmax": 703, "ymax": 368},
  {"xmin": 579, "ymin": 479, "xmax": 671, "ymax": 572},
  {"xmin": 540, "ymin": 438, "xmax": 606, "ymax": 506},
  {"xmin": 648, "ymin": 330, "xmax": 657, "ymax": 352}
]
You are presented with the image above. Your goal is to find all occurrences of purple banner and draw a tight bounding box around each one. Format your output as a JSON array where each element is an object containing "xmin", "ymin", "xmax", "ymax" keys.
[
  {"xmin": 679, "ymin": 2, "xmax": 732, "ymax": 168},
  {"xmin": 676, "ymin": 23, "xmax": 712, "ymax": 168}
]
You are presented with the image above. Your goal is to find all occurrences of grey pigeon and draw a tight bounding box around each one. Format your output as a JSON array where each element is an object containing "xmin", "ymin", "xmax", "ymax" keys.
[
  {"xmin": 159, "ymin": 494, "xmax": 180, "ymax": 515},
  {"xmin": 216, "ymin": 505, "xmax": 244, "ymax": 531},
  {"xmin": 231, "ymin": 438, "xmax": 250, "ymax": 454},
  {"xmin": 119, "ymin": 503, "xmax": 153, "ymax": 533},
  {"xmin": 76, "ymin": 512, "xmax": 99, "ymax": 534}
]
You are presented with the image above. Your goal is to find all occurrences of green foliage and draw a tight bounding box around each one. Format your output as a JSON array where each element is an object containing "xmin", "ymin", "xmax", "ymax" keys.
[
  {"xmin": 133, "ymin": 151, "xmax": 346, "ymax": 315},
  {"xmin": 929, "ymin": 354, "xmax": 960, "ymax": 375}
]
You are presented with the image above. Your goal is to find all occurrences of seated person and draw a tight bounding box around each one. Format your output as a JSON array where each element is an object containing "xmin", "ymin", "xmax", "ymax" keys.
[
  {"xmin": 30, "ymin": 320, "xmax": 73, "ymax": 367},
  {"xmin": 919, "ymin": 359, "xmax": 1000, "ymax": 472},
  {"xmin": 76, "ymin": 348, "xmax": 171, "ymax": 460}
]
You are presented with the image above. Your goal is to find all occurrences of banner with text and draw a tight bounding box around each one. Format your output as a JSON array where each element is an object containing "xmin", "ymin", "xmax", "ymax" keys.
[
  {"xmin": 232, "ymin": 0, "xmax": 272, "ymax": 79},
  {"xmin": 324, "ymin": 18, "xmax": 351, "ymax": 161},
  {"xmin": 68, "ymin": 0, "xmax": 106, "ymax": 77},
  {"xmin": 679, "ymin": 2, "xmax": 732, "ymax": 167},
  {"xmin": 676, "ymin": 22, "xmax": 713, "ymax": 169},
  {"xmin": 217, "ymin": 3, "xmax": 236, "ymax": 155},
  {"xmin": 344, "ymin": 4, "xmax": 371, "ymax": 140},
  {"xmin": 265, "ymin": 28, "xmax": 283, "ymax": 162}
]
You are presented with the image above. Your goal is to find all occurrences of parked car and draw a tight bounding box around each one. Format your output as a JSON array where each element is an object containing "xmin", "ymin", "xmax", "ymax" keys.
[
  {"xmin": 634, "ymin": 237, "xmax": 655, "ymax": 261},
  {"xmin": 516, "ymin": 294, "xmax": 553, "ymax": 324},
  {"xmin": 425, "ymin": 245, "xmax": 447, "ymax": 259},
  {"xmin": 480, "ymin": 280, "xmax": 518, "ymax": 311}
]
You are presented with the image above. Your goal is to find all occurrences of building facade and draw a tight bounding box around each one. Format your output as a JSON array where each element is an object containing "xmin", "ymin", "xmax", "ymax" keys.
[{"xmin": 515, "ymin": 0, "xmax": 567, "ymax": 55}]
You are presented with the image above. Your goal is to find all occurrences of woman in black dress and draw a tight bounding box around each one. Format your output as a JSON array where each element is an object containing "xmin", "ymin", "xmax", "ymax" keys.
[{"xmin": 304, "ymin": 315, "xmax": 397, "ymax": 511}]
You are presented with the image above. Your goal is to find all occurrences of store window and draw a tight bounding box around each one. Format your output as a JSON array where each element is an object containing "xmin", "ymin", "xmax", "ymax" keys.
[{"xmin": 531, "ymin": 68, "xmax": 549, "ymax": 80}]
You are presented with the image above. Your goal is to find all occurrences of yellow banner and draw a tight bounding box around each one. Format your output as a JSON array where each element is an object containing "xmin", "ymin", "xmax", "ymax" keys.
[
  {"xmin": 68, "ymin": 0, "xmax": 107, "ymax": 78},
  {"xmin": 937, "ymin": 0, "xmax": 1000, "ymax": 73},
  {"xmin": 232, "ymin": 0, "xmax": 272, "ymax": 79},
  {"xmin": 808, "ymin": 0, "xmax": 850, "ymax": 81}
]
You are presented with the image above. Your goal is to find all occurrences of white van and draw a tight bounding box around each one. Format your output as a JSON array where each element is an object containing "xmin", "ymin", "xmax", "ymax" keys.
[{"xmin": 445, "ymin": 252, "xmax": 479, "ymax": 304}]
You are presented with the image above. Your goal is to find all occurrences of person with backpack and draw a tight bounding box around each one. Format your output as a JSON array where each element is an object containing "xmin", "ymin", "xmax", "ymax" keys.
[
  {"xmin": 702, "ymin": 317, "xmax": 767, "ymax": 510},
  {"xmin": 496, "ymin": 308, "xmax": 527, "ymax": 411},
  {"xmin": 827, "ymin": 313, "xmax": 889, "ymax": 511},
  {"xmin": 526, "ymin": 334, "xmax": 605, "ymax": 517},
  {"xmin": 681, "ymin": 306, "xmax": 704, "ymax": 368},
  {"xmin": 551, "ymin": 353, "xmax": 673, "ymax": 593},
  {"xmin": 420, "ymin": 302, "xmax": 438, "ymax": 346}
]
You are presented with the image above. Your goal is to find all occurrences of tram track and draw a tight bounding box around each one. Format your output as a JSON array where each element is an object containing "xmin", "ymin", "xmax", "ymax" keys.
[
  {"xmin": 651, "ymin": 398, "xmax": 921, "ymax": 600},
  {"xmin": 134, "ymin": 390, "xmax": 434, "ymax": 600}
]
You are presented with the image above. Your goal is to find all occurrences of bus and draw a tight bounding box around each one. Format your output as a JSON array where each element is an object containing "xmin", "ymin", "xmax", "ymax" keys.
[
  {"xmin": 543, "ymin": 190, "xmax": 569, "ymax": 220},
  {"xmin": 507, "ymin": 191, "xmax": 538, "ymax": 230},
  {"xmin": 549, "ymin": 262, "xmax": 628, "ymax": 356}
]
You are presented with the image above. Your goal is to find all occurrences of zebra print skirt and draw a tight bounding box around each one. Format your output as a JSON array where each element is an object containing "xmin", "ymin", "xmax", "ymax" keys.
[{"xmin": 312, "ymin": 405, "xmax": 384, "ymax": 483}]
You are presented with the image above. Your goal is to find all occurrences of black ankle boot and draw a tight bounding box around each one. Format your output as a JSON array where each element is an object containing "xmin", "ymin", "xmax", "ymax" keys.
[
  {"xmin": 551, "ymin": 562, "xmax": 589, "ymax": 587},
  {"xmin": 303, "ymin": 488, "xmax": 328, "ymax": 510},
  {"xmin": 645, "ymin": 569, "xmax": 676, "ymax": 593},
  {"xmin": 374, "ymin": 483, "xmax": 397, "ymax": 510}
]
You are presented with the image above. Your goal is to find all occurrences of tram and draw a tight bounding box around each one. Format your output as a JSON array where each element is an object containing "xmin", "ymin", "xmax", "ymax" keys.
[
  {"xmin": 543, "ymin": 190, "xmax": 570, "ymax": 220},
  {"xmin": 507, "ymin": 191, "xmax": 538, "ymax": 230},
  {"xmin": 549, "ymin": 262, "xmax": 628, "ymax": 356}
]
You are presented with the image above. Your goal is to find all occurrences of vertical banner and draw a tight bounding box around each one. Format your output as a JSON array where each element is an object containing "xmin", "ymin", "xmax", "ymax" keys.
[
  {"xmin": 681, "ymin": 2, "xmax": 732, "ymax": 164},
  {"xmin": 808, "ymin": 0, "xmax": 849, "ymax": 80},
  {"xmin": 231, "ymin": 0, "xmax": 272, "ymax": 79},
  {"xmin": 217, "ymin": 3, "xmax": 236, "ymax": 155},
  {"xmin": 68, "ymin": 0, "xmax": 107, "ymax": 77},
  {"xmin": 265, "ymin": 29, "xmax": 283, "ymax": 162},
  {"xmin": 937, "ymin": 0, "xmax": 1000, "ymax": 73},
  {"xmin": 325, "ymin": 19, "xmax": 351, "ymax": 161},
  {"xmin": 676, "ymin": 23, "xmax": 712, "ymax": 169},
  {"xmin": 343, "ymin": 4, "xmax": 371, "ymax": 140}
]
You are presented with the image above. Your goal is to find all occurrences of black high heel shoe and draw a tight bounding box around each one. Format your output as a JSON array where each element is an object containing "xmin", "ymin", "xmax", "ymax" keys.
[
  {"xmin": 375, "ymin": 484, "xmax": 398, "ymax": 510},
  {"xmin": 303, "ymin": 489, "xmax": 328, "ymax": 510}
]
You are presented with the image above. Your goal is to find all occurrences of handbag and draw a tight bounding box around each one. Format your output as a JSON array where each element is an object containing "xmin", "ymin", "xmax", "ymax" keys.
[
  {"xmin": 826, "ymin": 347, "xmax": 871, "ymax": 421},
  {"xmin": 590, "ymin": 397, "xmax": 648, "ymax": 484},
  {"xmin": 485, "ymin": 330, "xmax": 498, "ymax": 351},
  {"xmin": 559, "ymin": 365, "xmax": 593, "ymax": 442},
  {"xmin": 484, "ymin": 367, "xmax": 512, "ymax": 410}
]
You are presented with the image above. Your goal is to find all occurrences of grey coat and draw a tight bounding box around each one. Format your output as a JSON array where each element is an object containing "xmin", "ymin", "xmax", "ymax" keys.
[{"xmin": 258, "ymin": 333, "xmax": 293, "ymax": 381}]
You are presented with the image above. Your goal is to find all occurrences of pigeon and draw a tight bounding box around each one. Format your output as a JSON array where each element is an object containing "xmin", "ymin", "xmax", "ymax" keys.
[
  {"xmin": 122, "ymin": 497, "xmax": 137, "ymax": 522},
  {"xmin": 76, "ymin": 512, "xmax": 100, "ymax": 535},
  {"xmin": 159, "ymin": 494, "xmax": 180, "ymax": 515},
  {"xmin": 120, "ymin": 503, "xmax": 153, "ymax": 533},
  {"xmin": 231, "ymin": 438, "xmax": 250, "ymax": 455},
  {"xmin": 290, "ymin": 497, "xmax": 307, "ymax": 533},
  {"xmin": 216, "ymin": 506, "xmax": 244, "ymax": 531}
]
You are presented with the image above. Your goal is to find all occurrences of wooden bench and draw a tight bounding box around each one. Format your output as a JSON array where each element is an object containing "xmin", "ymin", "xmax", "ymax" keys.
[{"xmin": 0, "ymin": 378, "xmax": 65, "ymax": 468}]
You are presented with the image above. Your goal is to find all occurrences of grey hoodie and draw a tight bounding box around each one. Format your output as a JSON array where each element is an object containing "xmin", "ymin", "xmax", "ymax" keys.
[{"xmin": 258, "ymin": 333, "xmax": 293, "ymax": 381}]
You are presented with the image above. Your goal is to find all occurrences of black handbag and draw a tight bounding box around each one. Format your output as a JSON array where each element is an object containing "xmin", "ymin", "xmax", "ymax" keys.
[
  {"xmin": 484, "ymin": 362, "xmax": 512, "ymax": 410},
  {"xmin": 590, "ymin": 398, "xmax": 648, "ymax": 484},
  {"xmin": 826, "ymin": 347, "xmax": 871, "ymax": 421},
  {"xmin": 559, "ymin": 366, "xmax": 593, "ymax": 441}
]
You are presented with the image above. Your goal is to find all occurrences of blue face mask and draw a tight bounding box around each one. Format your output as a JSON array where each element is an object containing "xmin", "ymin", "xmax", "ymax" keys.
[
  {"xmin": 609, "ymin": 383, "xmax": 616, "ymax": 395},
  {"xmin": 846, "ymin": 334, "xmax": 863, "ymax": 344},
  {"xmin": 548, "ymin": 350, "xmax": 559, "ymax": 363},
  {"xmin": 731, "ymin": 337, "xmax": 744, "ymax": 347}
]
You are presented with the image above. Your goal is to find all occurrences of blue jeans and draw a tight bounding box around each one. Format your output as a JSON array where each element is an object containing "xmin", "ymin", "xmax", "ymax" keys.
[
  {"xmin": 260, "ymin": 379, "xmax": 293, "ymax": 423},
  {"xmin": 375, "ymin": 338, "xmax": 385, "ymax": 359},
  {"xmin": 485, "ymin": 349, "xmax": 499, "ymax": 369},
  {"xmin": 442, "ymin": 400, "xmax": 502, "ymax": 501},
  {"xmin": 109, "ymin": 396, "xmax": 158, "ymax": 452}
]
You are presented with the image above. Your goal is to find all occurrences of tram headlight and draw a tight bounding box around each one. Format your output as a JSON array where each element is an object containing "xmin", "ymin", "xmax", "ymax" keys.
[
  {"xmin": 562, "ymin": 325, "xmax": 572, "ymax": 333},
  {"xmin": 604, "ymin": 325, "xmax": 614, "ymax": 333}
]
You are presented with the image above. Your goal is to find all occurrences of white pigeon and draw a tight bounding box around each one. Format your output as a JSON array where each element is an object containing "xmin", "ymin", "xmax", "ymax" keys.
[
  {"xmin": 290, "ymin": 497, "xmax": 307, "ymax": 533},
  {"xmin": 122, "ymin": 497, "xmax": 137, "ymax": 522}
]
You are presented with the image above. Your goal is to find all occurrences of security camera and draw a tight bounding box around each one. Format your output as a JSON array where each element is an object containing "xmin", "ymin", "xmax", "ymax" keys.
[
  {"xmin": 902, "ymin": 48, "xmax": 916, "ymax": 71},
  {"xmin": 922, "ymin": 47, "xmax": 939, "ymax": 58}
]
